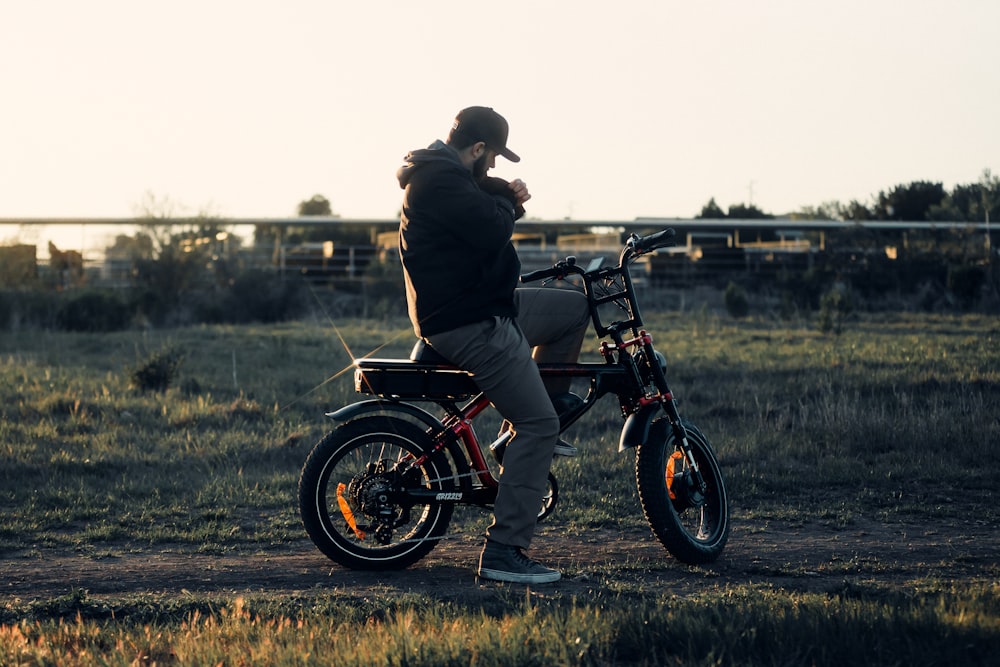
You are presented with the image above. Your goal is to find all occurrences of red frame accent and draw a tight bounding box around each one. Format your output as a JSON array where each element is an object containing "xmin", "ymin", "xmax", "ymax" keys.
[
  {"xmin": 413, "ymin": 394, "xmax": 499, "ymax": 488},
  {"xmin": 600, "ymin": 331, "xmax": 653, "ymax": 360},
  {"xmin": 638, "ymin": 393, "xmax": 672, "ymax": 407},
  {"xmin": 405, "ymin": 330, "xmax": 672, "ymax": 491}
]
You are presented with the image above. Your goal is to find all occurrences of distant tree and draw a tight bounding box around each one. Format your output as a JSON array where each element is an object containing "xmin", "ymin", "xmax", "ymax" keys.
[
  {"xmin": 132, "ymin": 191, "xmax": 184, "ymax": 219},
  {"xmin": 254, "ymin": 194, "xmax": 336, "ymax": 250},
  {"xmin": 695, "ymin": 199, "xmax": 774, "ymax": 243},
  {"xmin": 298, "ymin": 194, "xmax": 333, "ymax": 216},
  {"xmin": 926, "ymin": 169, "xmax": 1000, "ymax": 223},
  {"xmin": 129, "ymin": 220, "xmax": 234, "ymax": 295},
  {"xmin": 122, "ymin": 193, "xmax": 235, "ymax": 321},
  {"xmin": 792, "ymin": 202, "xmax": 841, "ymax": 220},
  {"xmin": 696, "ymin": 198, "xmax": 727, "ymax": 219},
  {"xmin": 875, "ymin": 181, "xmax": 946, "ymax": 221},
  {"xmin": 727, "ymin": 203, "xmax": 773, "ymax": 219},
  {"xmin": 929, "ymin": 183, "xmax": 981, "ymax": 222},
  {"xmin": 839, "ymin": 200, "xmax": 874, "ymax": 221},
  {"xmin": 105, "ymin": 233, "xmax": 155, "ymax": 260},
  {"xmin": 981, "ymin": 168, "xmax": 1000, "ymax": 222}
]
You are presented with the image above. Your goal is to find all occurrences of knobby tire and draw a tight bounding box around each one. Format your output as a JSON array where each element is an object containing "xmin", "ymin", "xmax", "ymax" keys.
[
  {"xmin": 298, "ymin": 416, "xmax": 455, "ymax": 570},
  {"xmin": 635, "ymin": 418, "xmax": 729, "ymax": 564}
]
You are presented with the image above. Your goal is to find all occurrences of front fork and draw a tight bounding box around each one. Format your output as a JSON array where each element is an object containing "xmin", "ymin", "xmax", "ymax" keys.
[
  {"xmin": 634, "ymin": 335, "xmax": 708, "ymax": 498},
  {"xmin": 659, "ymin": 395, "xmax": 705, "ymax": 489}
]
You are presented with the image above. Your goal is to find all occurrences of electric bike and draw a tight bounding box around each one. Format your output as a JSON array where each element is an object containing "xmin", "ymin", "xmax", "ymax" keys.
[{"xmin": 298, "ymin": 228, "xmax": 729, "ymax": 570}]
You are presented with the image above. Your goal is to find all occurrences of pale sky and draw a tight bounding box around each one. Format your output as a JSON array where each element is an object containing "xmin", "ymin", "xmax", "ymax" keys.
[{"xmin": 2, "ymin": 0, "xmax": 998, "ymax": 223}]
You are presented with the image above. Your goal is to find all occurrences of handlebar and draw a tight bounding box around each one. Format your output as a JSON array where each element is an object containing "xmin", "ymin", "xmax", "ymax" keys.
[
  {"xmin": 520, "ymin": 228, "xmax": 675, "ymax": 284},
  {"xmin": 520, "ymin": 256, "xmax": 581, "ymax": 283},
  {"xmin": 519, "ymin": 228, "xmax": 675, "ymax": 336},
  {"xmin": 629, "ymin": 228, "xmax": 676, "ymax": 253}
]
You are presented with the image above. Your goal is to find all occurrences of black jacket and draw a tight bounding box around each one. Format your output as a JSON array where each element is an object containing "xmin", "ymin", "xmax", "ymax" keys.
[{"xmin": 397, "ymin": 141, "xmax": 524, "ymax": 337}]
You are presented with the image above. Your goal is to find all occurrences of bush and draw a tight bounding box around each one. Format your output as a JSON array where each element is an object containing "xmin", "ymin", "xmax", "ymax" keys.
[
  {"xmin": 817, "ymin": 286, "xmax": 853, "ymax": 334},
  {"xmin": 0, "ymin": 292, "xmax": 11, "ymax": 330},
  {"xmin": 947, "ymin": 264, "xmax": 985, "ymax": 309},
  {"xmin": 129, "ymin": 273, "xmax": 306, "ymax": 327},
  {"xmin": 222, "ymin": 271, "xmax": 306, "ymax": 323},
  {"xmin": 777, "ymin": 266, "xmax": 834, "ymax": 311},
  {"xmin": 362, "ymin": 260, "xmax": 406, "ymax": 319},
  {"xmin": 0, "ymin": 290, "xmax": 61, "ymax": 330},
  {"xmin": 55, "ymin": 290, "xmax": 132, "ymax": 332},
  {"xmin": 723, "ymin": 282, "xmax": 750, "ymax": 318},
  {"xmin": 129, "ymin": 348, "xmax": 184, "ymax": 393}
]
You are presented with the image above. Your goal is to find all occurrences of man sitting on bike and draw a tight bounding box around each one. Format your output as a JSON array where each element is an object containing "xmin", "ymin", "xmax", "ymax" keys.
[{"xmin": 397, "ymin": 106, "xmax": 590, "ymax": 584}]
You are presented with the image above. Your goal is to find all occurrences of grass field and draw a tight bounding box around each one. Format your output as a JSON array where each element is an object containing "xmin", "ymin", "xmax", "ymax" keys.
[{"xmin": 1, "ymin": 309, "xmax": 998, "ymax": 665}]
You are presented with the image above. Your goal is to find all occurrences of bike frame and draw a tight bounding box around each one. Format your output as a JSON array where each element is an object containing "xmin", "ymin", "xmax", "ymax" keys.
[{"xmin": 338, "ymin": 229, "xmax": 707, "ymax": 508}]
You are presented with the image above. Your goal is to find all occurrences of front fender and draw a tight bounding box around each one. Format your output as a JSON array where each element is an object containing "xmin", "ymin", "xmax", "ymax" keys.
[
  {"xmin": 618, "ymin": 403, "xmax": 661, "ymax": 453},
  {"xmin": 325, "ymin": 399, "xmax": 446, "ymax": 431}
]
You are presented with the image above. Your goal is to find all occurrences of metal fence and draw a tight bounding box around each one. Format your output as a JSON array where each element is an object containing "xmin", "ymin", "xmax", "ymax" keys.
[{"xmin": 1, "ymin": 217, "xmax": 995, "ymax": 291}]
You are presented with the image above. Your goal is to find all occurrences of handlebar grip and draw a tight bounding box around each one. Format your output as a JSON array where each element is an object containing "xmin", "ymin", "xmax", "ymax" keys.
[
  {"xmin": 636, "ymin": 228, "xmax": 676, "ymax": 252},
  {"xmin": 521, "ymin": 256, "xmax": 578, "ymax": 283},
  {"xmin": 520, "ymin": 266, "xmax": 562, "ymax": 283}
]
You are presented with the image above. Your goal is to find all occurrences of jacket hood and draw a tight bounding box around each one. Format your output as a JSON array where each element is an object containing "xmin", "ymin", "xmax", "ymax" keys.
[{"xmin": 397, "ymin": 140, "xmax": 465, "ymax": 189}]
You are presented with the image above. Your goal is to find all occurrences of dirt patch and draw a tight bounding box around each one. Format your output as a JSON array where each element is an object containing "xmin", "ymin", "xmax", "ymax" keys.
[{"xmin": 2, "ymin": 516, "xmax": 996, "ymax": 605}]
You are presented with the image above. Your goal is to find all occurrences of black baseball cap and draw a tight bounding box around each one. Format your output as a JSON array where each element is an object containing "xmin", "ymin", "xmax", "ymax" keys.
[{"xmin": 447, "ymin": 106, "xmax": 521, "ymax": 163}]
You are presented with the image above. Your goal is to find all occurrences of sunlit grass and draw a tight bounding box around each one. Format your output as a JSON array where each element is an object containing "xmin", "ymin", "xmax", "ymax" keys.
[
  {"xmin": 1, "ymin": 311, "xmax": 999, "ymax": 663},
  {"xmin": 2, "ymin": 583, "xmax": 997, "ymax": 666},
  {"xmin": 1, "ymin": 313, "xmax": 998, "ymax": 551}
]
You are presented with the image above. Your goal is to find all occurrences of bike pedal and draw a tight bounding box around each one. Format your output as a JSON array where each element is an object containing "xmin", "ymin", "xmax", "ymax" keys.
[
  {"xmin": 489, "ymin": 431, "xmax": 513, "ymax": 463},
  {"xmin": 553, "ymin": 438, "xmax": 578, "ymax": 457}
]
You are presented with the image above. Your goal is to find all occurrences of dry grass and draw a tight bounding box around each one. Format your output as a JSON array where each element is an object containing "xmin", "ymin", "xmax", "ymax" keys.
[{"xmin": 2, "ymin": 311, "xmax": 999, "ymax": 664}]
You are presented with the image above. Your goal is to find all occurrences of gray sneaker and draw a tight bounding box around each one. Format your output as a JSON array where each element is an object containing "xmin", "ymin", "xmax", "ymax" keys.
[{"xmin": 478, "ymin": 541, "xmax": 561, "ymax": 584}]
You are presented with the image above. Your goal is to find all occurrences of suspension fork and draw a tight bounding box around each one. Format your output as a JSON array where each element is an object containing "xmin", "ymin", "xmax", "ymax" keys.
[
  {"xmin": 639, "ymin": 335, "xmax": 708, "ymax": 495},
  {"xmin": 659, "ymin": 396, "xmax": 703, "ymax": 479}
]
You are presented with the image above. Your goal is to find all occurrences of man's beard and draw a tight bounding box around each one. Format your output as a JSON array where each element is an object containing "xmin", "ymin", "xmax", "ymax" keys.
[{"xmin": 472, "ymin": 152, "xmax": 490, "ymax": 179}]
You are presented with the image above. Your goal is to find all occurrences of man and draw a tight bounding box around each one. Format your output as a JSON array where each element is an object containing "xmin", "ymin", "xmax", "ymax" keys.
[{"xmin": 397, "ymin": 106, "xmax": 590, "ymax": 584}]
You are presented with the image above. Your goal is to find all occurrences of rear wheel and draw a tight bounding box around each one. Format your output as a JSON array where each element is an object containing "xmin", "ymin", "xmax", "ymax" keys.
[
  {"xmin": 635, "ymin": 419, "xmax": 729, "ymax": 564},
  {"xmin": 298, "ymin": 416, "xmax": 455, "ymax": 570}
]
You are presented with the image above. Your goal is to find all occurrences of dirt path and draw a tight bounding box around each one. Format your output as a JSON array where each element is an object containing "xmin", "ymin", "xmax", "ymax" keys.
[{"xmin": 3, "ymin": 516, "xmax": 996, "ymax": 605}]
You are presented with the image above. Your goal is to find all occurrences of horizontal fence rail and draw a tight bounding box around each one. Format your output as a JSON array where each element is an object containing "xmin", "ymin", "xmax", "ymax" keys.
[{"xmin": 1, "ymin": 217, "xmax": 996, "ymax": 292}]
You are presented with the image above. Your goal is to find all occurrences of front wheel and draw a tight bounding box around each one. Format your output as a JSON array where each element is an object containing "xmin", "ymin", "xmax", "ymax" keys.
[
  {"xmin": 635, "ymin": 419, "xmax": 729, "ymax": 564},
  {"xmin": 298, "ymin": 416, "xmax": 455, "ymax": 570}
]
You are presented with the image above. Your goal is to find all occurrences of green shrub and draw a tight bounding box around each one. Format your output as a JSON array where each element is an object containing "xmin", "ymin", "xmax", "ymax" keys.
[
  {"xmin": 0, "ymin": 291, "xmax": 11, "ymax": 329},
  {"xmin": 817, "ymin": 286, "xmax": 853, "ymax": 334},
  {"xmin": 222, "ymin": 271, "xmax": 305, "ymax": 323},
  {"xmin": 0, "ymin": 290, "xmax": 60, "ymax": 330},
  {"xmin": 129, "ymin": 347, "xmax": 184, "ymax": 393},
  {"xmin": 363, "ymin": 260, "xmax": 406, "ymax": 319},
  {"xmin": 55, "ymin": 290, "xmax": 132, "ymax": 332},
  {"xmin": 130, "ymin": 286, "xmax": 171, "ymax": 326},
  {"xmin": 947, "ymin": 264, "xmax": 985, "ymax": 308},
  {"xmin": 723, "ymin": 281, "xmax": 750, "ymax": 318},
  {"xmin": 778, "ymin": 266, "xmax": 834, "ymax": 311}
]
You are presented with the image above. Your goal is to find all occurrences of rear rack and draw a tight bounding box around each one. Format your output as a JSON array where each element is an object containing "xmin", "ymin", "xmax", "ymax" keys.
[{"xmin": 353, "ymin": 358, "xmax": 478, "ymax": 399}]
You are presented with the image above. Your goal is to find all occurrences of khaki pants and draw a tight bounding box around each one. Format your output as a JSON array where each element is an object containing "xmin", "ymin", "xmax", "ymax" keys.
[{"xmin": 426, "ymin": 287, "xmax": 590, "ymax": 548}]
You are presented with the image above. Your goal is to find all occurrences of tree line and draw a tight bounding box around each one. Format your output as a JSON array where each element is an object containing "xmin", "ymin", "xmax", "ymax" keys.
[
  {"xmin": 2, "ymin": 176, "xmax": 998, "ymax": 333},
  {"xmin": 696, "ymin": 169, "xmax": 999, "ymax": 223}
]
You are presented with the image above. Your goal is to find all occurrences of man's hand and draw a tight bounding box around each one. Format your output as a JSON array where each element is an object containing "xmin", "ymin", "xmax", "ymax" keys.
[
  {"xmin": 508, "ymin": 179, "xmax": 531, "ymax": 206},
  {"xmin": 480, "ymin": 176, "xmax": 530, "ymax": 220}
]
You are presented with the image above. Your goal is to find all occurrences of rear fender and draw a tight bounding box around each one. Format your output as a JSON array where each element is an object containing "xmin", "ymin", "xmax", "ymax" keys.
[{"xmin": 325, "ymin": 400, "xmax": 470, "ymax": 488}]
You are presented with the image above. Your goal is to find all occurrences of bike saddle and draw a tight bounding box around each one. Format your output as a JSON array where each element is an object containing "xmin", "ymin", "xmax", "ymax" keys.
[{"xmin": 409, "ymin": 339, "xmax": 456, "ymax": 366}]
